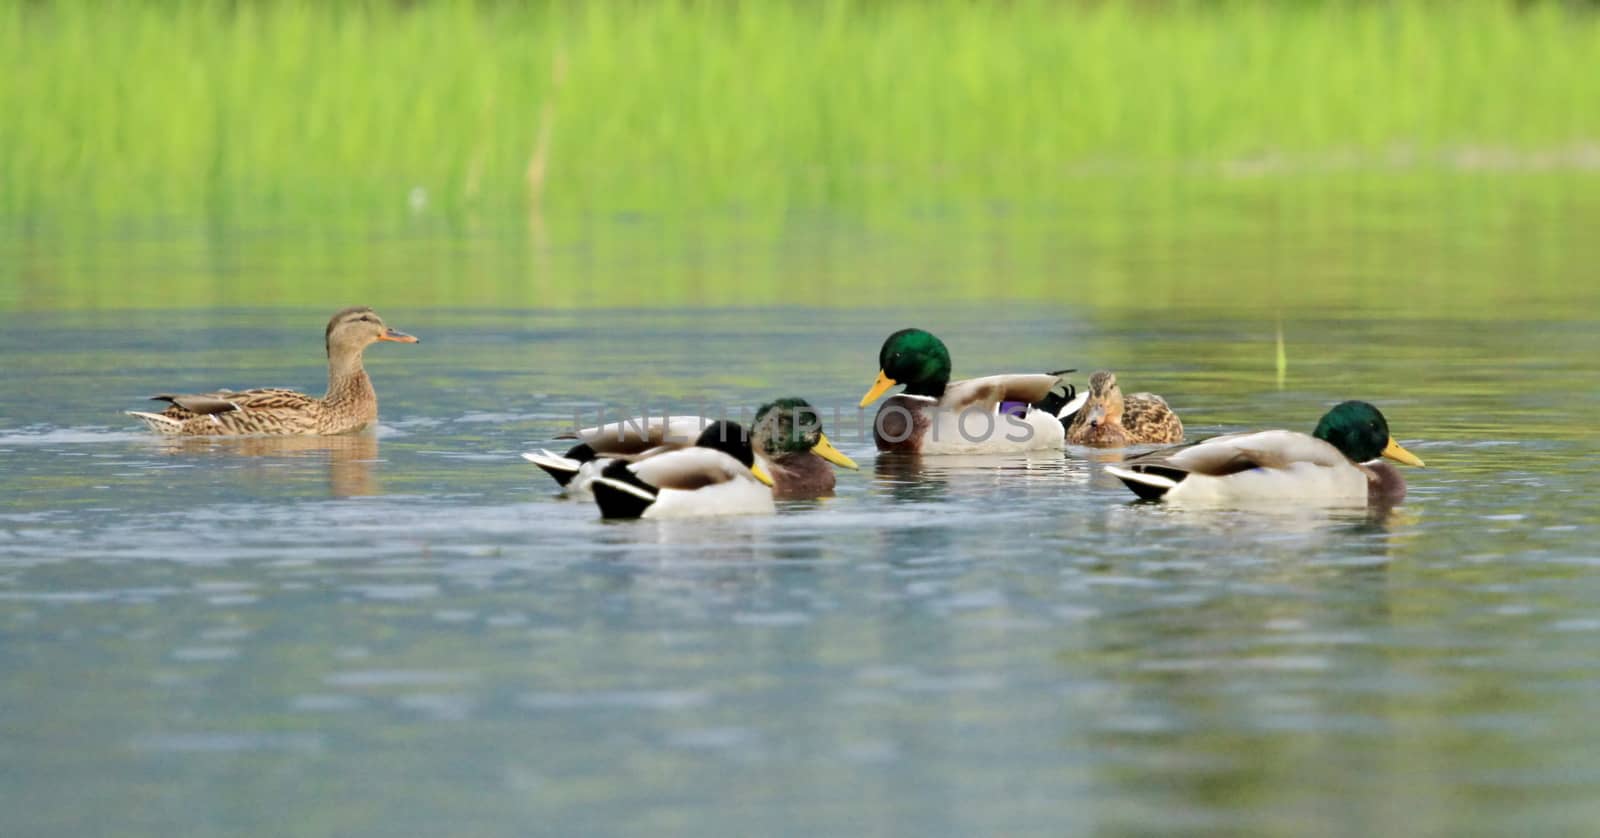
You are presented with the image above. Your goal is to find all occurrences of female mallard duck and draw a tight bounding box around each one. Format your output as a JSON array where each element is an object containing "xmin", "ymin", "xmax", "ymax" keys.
[
  {"xmin": 859, "ymin": 328, "xmax": 1083, "ymax": 454},
  {"xmin": 1067, "ymin": 370, "xmax": 1184, "ymax": 447},
  {"xmin": 750, "ymin": 397, "xmax": 858, "ymax": 497},
  {"xmin": 126, "ymin": 307, "xmax": 417, "ymax": 436},
  {"xmin": 525, "ymin": 399, "xmax": 857, "ymax": 499},
  {"xmin": 591, "ymin": 421, "xmax": 776, "ymax": 519},
  {"xmin": 1105, "ymin": 400, "xmax": 1425, "ymax": 504}
]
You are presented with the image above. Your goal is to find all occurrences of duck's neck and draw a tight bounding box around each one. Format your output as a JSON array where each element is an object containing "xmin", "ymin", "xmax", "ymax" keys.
[
  {"xmin": 904, "ymin": 375, "xmax": 949, "ymax": 399},
  {"xmin": 762, "ymin": 451, "xmax": 837, "ymax": 498},
  {"xmin": 1365, "ymin": 460, "xmax": 1407, "ymax": 504},
  {"xmin": 325, "ymin": 348, "xmax": 376, "ymax": 409}
]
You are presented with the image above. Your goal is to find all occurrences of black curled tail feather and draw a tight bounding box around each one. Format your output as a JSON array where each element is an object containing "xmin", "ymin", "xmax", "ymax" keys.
[
  {"xmin": 592, "ymin": 460, "xmax": 658, "ymax": 519},
  {"xmin": 1031, "ymin": 370, "xmax": 1080, "ymax": 427}
]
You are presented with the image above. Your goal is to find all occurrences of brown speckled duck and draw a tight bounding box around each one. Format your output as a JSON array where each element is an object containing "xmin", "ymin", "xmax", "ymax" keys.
[
  {"xmin": 1067, "ymin": 370, "xmax": 1183, "ymax": 447},
  {"xmin": 126, "ymin": 307, "xmax": 418, "ymax": 436}
]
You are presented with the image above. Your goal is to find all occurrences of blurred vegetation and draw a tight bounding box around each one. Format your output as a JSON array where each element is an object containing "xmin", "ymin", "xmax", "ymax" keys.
[
  {"xmin": 0, "ymin": 1, "xmax": 1597, "ymax": 313},
  {"xmin": 2, "ymin": 0, "xmax": 1597, "ymax": 222}
]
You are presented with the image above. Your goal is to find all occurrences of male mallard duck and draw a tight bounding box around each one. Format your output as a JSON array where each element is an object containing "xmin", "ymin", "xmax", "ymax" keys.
[
  {"xmin": 859, "ymin": 328, "xmax": 1083, "ymax": 454},
  {"xmin": 527, "ymin": 400, "xmax": 858, "ymax": 499},
  {"xmin": 1105, "ymin": 400, "xmax": 1425, "ymax": 504},
  {"xmin": 1067, "ymin": 370, "xmax": 1184, "ymax": 447},
  {"xmin": 750, "ymin": 397, "xmax": 858, "ymax": 497},
  {"xmin": 591, "ymin": 421, "xmax": 776, "ymax": 519},
  {"xmin": 523, "ymin": 415, "xmax": 710, "ymax": 497},
  {"xmin": 126, "ymin": 307, "xmax": 417, "ymax": 436}
]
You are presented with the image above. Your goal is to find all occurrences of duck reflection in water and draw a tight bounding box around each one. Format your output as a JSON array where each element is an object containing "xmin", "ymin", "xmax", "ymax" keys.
[
  {"xmin": 153, "ymin": 433, "xmax": 381, "ymax": 498},
  {"xmin": 874, "ymin": 450, "xmax": 1081, "ymax": 504},
  {"xmin": 873, "ymin": 453, "xmax": 949, "ymax": 503}
]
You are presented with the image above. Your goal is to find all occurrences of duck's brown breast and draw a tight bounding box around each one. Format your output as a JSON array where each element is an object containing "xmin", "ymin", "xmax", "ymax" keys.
[
  {"xmin": 1067, "ymin": 419, "xmax": 1130, "ymax": 448},
  {"xmin": 767, "ymin": 453, "xmax": 838, "ymax": 499},
  {"xmin": 1364, "ymin": 460, "xmax": 1407, "ymax": 504},
  {"xmin": 873, "ymin": 397, "xmax": 930, "ymax": 453}
]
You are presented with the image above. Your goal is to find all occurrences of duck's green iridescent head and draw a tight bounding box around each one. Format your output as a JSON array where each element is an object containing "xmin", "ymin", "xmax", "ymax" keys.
[
  {"xmin": 1312, "ymin": 400, "xmax": 1425, "ymax": 466},
  {"xmin": 752, "ymin": 397, "xmax": 858, "ymax": 469},
  {"xmin": 860, "ymin": 328, "xmax": 952, "ymax": 406}
]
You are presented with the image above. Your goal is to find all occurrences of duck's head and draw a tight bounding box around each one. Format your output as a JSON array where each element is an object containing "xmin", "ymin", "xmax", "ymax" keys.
[
  {"xmin": 1313, "ymin": 401, "xmax": 1425, "ymax": 466},
  {"xmin": 860, "ymin": 328, "xmax": 952, "ymax": 406},
  {"xmin": 1081, "ymin": 370, "xmax": 1126, "ymax": 428},
  {"xmin": 326, "ymin": 307, "xmax": 418, "ymax": 357},
  {"xmin": 752, "ymin": 398, "xmax": 859, "ymax": 469},
  {"xmin": 694, "ymin": 421, "xmax": 775, "ymax": 486}
]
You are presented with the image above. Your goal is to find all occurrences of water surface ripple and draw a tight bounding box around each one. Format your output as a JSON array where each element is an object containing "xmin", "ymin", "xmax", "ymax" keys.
[{"xmin": 1, "ymin": 306, "xmax": 1596, "ymax": 836}]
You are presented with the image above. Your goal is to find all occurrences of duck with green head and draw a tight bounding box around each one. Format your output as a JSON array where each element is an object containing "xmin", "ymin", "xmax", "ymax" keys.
[
  {"xmin": 1105, "ymin": 400, "xmax": 1425, "ymax": 505},
  {"xmin": 526, "ymin": 399, "xmax": 856, "ymax": 499},
  {"xmin": 751, "ymin": 397, "xmax": 859, "ymax": 497},
  {"xmin": 590, "ymin": 421, "xmax": 777, "ymax": 519},
  {"xmin": 859, "ymin": 328, "xmax": 1082, "ymax": 454}
]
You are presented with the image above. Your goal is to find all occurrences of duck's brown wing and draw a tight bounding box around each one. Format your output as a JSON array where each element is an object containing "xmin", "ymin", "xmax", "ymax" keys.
[
  {"xmin": 626, "ymin": 447, "xmax": 748, "ymax": 491},
  {"xmin": 939, "ymin": 374, "xmax": 1065, "ymax": 414},
  {"xmin": 151, "ymin": 388, "xmax": 313, "ymax": 420},
  {"xmin": 563, "ymin": 415, "xmax": 710, "ymax": 454},
  {"xmin": 1123, "ymin": 393, "xmax": 1185, "ymax": 443},
  {"xmin": 1126, "ymin": 430, "xmax": 1345, "ymax": 478}
]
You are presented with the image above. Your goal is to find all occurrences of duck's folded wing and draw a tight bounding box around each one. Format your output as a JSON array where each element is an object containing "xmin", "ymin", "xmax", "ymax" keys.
[
  {"xmin": 1124, "ymin": 393, "xmax": 1183, "ymax": 436},
  {"xmin": 151, "ymin": 393, "xmax": 241, "ymax": 416},
  {"xmin": 564, "ymin": 415, "xmax": 711, "ymax": 454},
  {"xmin": 1135, "ymin": 430, "xmax": 1343, "ymax": 476},
  {"xmin": 150, "ymin": 388, "xmax": 311, "ymax": 418},
  {"xmin": 626, "ymin": 447, "xmax": 744, "ymax": 491},
  {"xmin": 940, "ymin": 374, "xmax": 1064, "ymax": 413}
]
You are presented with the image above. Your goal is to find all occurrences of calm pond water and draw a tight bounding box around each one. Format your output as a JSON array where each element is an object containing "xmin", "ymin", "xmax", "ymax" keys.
[{"xmin": 3, "ymin": 182, "xmax": 1600, "ymax": 835}]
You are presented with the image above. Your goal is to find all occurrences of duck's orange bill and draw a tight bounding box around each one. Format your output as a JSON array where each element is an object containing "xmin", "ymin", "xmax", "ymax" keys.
[
  {"xmin": 1381, "ymin": 437, "xmax": 1425, "ymax": 467},
  {"xmin": 859, "ymin": 370, "xmax": 897, "ymax": 408},
  {"xmin": 380, "ymin": 328, "xmax": 419, "ymax": 343}
]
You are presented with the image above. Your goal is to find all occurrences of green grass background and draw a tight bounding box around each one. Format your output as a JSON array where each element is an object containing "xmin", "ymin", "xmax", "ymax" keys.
[
  {"xmin": 4, "ymin": 0, "xmax": 1597, "ymax": 222},
  {"xmin": 1, "ymin": 1, "xmax": 1597, "ymax": 312}
]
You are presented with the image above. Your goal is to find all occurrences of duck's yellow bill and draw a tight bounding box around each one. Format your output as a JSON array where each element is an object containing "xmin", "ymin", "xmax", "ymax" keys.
[
  {"xmin": 811, "ymin": 433, "xmax": 859, "ymax": 470},
  {"xmin": 1382, "ymin": 437, "xmax": 1425, "ymax": 467},
  {"xmin": 859, "ymin": 370, "xmax": 897, "ymax": 408},
  {"xmin": 750, "ymin": 461, "xmax": 776, "ymax": 487}
]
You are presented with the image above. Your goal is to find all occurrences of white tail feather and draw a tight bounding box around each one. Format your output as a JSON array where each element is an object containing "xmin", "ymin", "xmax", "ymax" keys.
[
  {"xmin": 593, "ymin": 476, "xmax": 656, "ymax": 501},
  {"xmin": 1105, "ymin": 465, "xmax": 1178, "ymax": 490},
  {"xmin": 521, "ymin": 449, "xmax": 580, "ymax": 474},
  {"xmin": 1056, "ymin": 391, "xmax": 1089, "ymax": 420},
  {"xmin": 126, "ymin": 411, "xmax": 183, "ymax": 435}
]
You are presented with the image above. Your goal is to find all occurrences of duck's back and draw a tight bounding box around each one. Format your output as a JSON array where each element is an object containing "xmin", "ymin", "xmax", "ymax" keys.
[
  {"xmin": 134, "ymin": 388, "xmax": 328, "ymax": 436},
  {"xmin": 1123, "ymin": 393, "xmax": 1184, "ymax": 444},
  {"xmin": 1150, "ymin": 430, "xmax": 1368, "ymax": 503}
]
